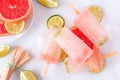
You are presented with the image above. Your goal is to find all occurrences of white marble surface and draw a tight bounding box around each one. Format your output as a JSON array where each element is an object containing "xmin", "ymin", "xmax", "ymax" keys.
[{"xmin": 0, "ymin": 0, "xmax": 120, "ymax": 80}]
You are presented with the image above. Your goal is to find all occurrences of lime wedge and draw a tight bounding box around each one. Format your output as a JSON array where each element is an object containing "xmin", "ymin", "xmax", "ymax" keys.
[
  {"xmin": 0, "ymin": 45, "xmax": 10, "ymax": 58},
  {"xmin": 88, "ymin": 5, "xmax": 103, "ymax": 22},
  {"xmin": 38, "ymin": 0, "xmax": 58, "ymax": 8},
  {"xmin": 47, "ymin": 15, "xmax": 65, "ymax": 29},
  {"xmin": 4, "ymin": 21, "xmax": 25, "ymax": 34},
  {"xmin": 20, "ymin": 70, "xmax": 37, "ymax": 80}
]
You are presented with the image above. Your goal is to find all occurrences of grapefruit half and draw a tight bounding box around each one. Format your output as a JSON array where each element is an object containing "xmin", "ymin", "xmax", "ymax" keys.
[{"xmin": 0, "ymin": 0, "xmax": 32, "ymax": 22}]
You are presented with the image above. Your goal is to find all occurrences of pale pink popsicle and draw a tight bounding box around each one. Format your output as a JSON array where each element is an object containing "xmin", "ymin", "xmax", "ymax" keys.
[
  {"xmin": 40, "ymin": 28, "xmax": 62, "ymax": 63},
  {"xmin": 74, "ymin": 9, "xmax": 109, "ymax": 47},
  {"xmin": 55, "ymin": 27, "xmax": 93, "ymax": 64}
]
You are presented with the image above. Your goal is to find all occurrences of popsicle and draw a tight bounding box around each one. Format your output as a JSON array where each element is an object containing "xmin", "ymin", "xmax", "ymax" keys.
[
  {"xmin": 74, "ymin": 9, "xmax": 109, "ymax": 47},
  {"xmin": 40, "ymin": 28, "xmax": 62, "ymax": 64},
  {"xmin": 71, "ymin": 26, "xmax": 105, "ymax": 73},
  {"xmin": 55, "ymin": 27, "xmax": 93, "ymax": 64}
]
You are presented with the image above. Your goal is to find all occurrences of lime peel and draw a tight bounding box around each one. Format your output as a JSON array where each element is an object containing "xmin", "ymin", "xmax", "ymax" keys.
[
  {"xmin": 38, "ymin": 0, "xmax": 58, "ymax": 8},
  {"xmin": 47, "ymin": 15, "xmax": 65, "ymax": 29}
]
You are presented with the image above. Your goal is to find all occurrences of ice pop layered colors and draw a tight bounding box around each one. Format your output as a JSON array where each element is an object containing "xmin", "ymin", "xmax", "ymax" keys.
[
  {"xmin": 74, "ymin": 9, "xmax": 109, "ymax": 47},
  {"xmin": 40, "ymin": 28, "xmax": 62, "ymax": 64},
  {"xmin": 55, "ymin": 27, "xmax": 93, "ymax": 64},
  {"xmin": 71, "ymin": 26, "xmax": 105, "ymax": 73}
]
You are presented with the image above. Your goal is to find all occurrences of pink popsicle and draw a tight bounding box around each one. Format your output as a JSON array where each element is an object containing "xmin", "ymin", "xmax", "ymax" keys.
[
  {"xmin": 74, "ymin": 9, "xmax": 109, "ymax": 47},
  {"xmin": 55, "ymin": 27, "xmax": 93, "ymax": 64},
  {"xmin": 40, "ymin": 28, "xmax": 62, "ymax": 63}
]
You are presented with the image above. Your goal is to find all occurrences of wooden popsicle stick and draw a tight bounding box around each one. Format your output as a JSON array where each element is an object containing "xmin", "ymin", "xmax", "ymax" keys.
[
  {"xmin": 85, "ymin": 59, "xmax": 99, "ymax": 72},
  {"xmin": 0, "ymin": 47, "xmax": 18, "ymax": 80},
  {"xmin": 14, "ymin": 47, "xmax": 25, "ymax": 67},
  {"xmin": 0, "ymin": 46, "xmax": 32, "ymax": 80},
  {"xmin": 7, "ymin": 46, "xmax": 18, "ymax": 69},
  {"xmin": 16, "ymin": 56, "xmax": 31, "ymax": 68},
  {"xmin": 70, "ymin": 4, "xmax": 80, "ymax": 15},
  {"xmin": 102, "ymin": 51, "xmax": 117, "ymax": 59},
  {"xmin": 41, "ymin": 63, "xmax": 50, "ymax": 77},
  {"xmin": 0, "ymin": 68, "xmax": 14, "ymax": 80},
  {"xmin": 16, "ymin": 51, "xmax": 27, "ymax": 64},
  {"xmin": 16, "ymin": 53, "xmax": 31, "ymax": 68}
]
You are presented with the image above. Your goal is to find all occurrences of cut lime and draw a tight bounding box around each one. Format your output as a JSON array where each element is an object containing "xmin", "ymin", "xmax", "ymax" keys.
[
  {"xmin": 0, "ymin": 45, "xmax": 10, "ymax": 58},
  {"xmin": 59, "ymin": 50, "xmax": 67, "ymax": 61},
  {"xmin": 38, "ymin": 0, "xmax": 58, "ymax": 8},
  {"xmin": 47, "ymin": 15, "xmax": 65, "ymax": 29},
  {"xmin": 4, "ymin": 21, "xmax": 25, "ymax": 34},
  {"xmin": 89, "ymin": 60, "xmax": 106, "ymax": 73},
  {"xmin": 20, "ymin": 70, "xmax": 37, "ymax": 80},
  {"xmin": 88, "ymin": 5, "xmax": 103, "ymax": 22}
]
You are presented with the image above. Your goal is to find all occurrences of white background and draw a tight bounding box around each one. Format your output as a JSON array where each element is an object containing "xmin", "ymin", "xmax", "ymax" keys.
[{"xmin": 0, "ymin": 0, "xmax": 120, "ymax": 80}]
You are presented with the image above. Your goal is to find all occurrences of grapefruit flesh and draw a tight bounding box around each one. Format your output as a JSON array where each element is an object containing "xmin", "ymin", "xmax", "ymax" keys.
[
  {"xmin": 0, "ymin": 0, "xmax": 32, "ymax": 22},
  {"xmin": 0, "ymin": 20, "xmax": 8, "ymax": 36}
]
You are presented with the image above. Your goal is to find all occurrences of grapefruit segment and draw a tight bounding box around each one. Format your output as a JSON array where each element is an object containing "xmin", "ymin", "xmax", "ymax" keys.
[
  {"xmin": 0, "ymin": 0, "xmax": 32, "ymax": 22},
  {"xmin": 0, "ymin": 20, "xmax": 9, "ymax": 36}
]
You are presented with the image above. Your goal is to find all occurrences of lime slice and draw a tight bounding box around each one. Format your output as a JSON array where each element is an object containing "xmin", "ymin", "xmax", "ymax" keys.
[
  {"xmin": 0, "ymin": 45, "xmax": 10, "ymax": 58},
  {"xmin": 59, "ymin": 50, "xmax": 67, "ymax": 61},
  {"xmin": 89, "ymin": 60, "xmax": 106, "ymax": 73},
  {"xmin": 64, "ymin": 59, "xmax": 70, "ymax": 73},
  {"xmin": 47, "ymin": 15, "xmax": 65, "ymax": 29},
  {"xmin": 38, "ymin": 0, "xmax": 58, "ymax": 8},
  {"xmin": 4, "ymin": 21, "xmax": 25, "ymax": 34},
  {"xmin": 88, "ymin": 5, "xmax": 103, "ymax": 22},
  {"xmin": 20, "ymin": 70, "xmax": 37, "ymax": 80}
]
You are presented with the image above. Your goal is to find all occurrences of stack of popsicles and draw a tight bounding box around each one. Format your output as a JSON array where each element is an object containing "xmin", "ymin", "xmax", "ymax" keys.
[{"xmin": 40, "ymin": 8, "xmax": 110, "ymax": 75}]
